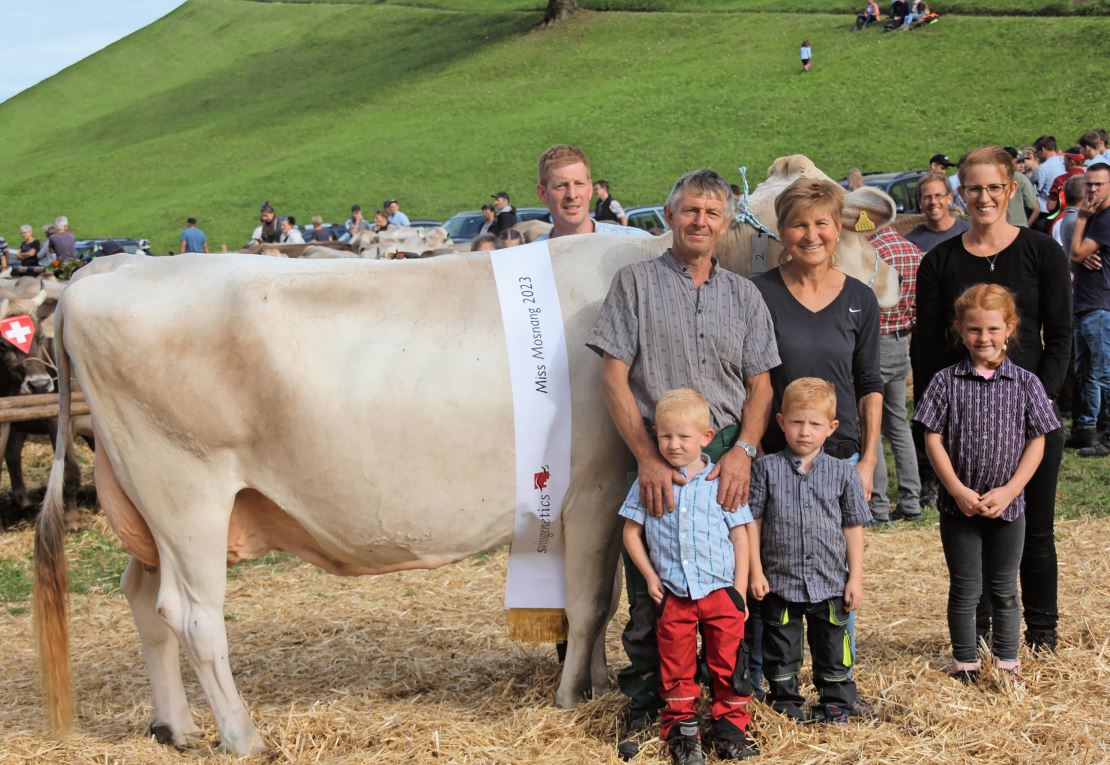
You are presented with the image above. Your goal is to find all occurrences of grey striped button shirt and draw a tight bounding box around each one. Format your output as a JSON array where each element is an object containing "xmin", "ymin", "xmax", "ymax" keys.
[
  {"xmin": 619, "ymin": 456, "xmax": 754, "ymax": 600},
  {"xmin": 750, "ymin": 450, "xmax": 872, "ymax": 603},
  {"xmin": 586, "ymin": 250, "xmax": 780, "ymax": 432},
  {"xmin": 914, "ymin": 356, "xmax": 1060, "ymax": 522}
]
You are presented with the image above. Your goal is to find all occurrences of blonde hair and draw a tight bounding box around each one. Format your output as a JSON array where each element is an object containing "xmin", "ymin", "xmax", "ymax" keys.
[
  {"xmin": 774, "ymin": 178, "xmax": 845, "ymax": 233},
  {"xmin": 781, "ymin": 377, "xmax": 837, "ymax": 420},
  {"xmin": 655, "ymin": 388, "xmax": 711, "ymax": 432},
  {"xmin": 537, "ymin": 144, "xmax": 591, "ymax": 186},
  {"xmin": 953, "ymin": 284, "xmax": 1020, "ymax": 368},
  {"xmin": 957, "ymin": 145, "xmax": 1015, "ymax": 184}
]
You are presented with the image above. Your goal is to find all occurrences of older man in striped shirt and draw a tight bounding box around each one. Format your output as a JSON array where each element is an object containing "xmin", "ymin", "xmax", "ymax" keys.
[{"xmin": 588, "ymin": 168, "xmax": 779, "ymax": 758}]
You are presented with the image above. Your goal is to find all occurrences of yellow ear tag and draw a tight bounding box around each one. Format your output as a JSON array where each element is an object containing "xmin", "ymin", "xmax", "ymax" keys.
[{"xmin": 854, "ymin": 211, "xmax": 876, "ymax": 232}]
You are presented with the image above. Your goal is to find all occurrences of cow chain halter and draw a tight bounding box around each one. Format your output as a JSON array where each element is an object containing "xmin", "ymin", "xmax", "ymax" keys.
[{"xmin": 734, "ymin": 166, "xmax": 780, "ymax": 241}]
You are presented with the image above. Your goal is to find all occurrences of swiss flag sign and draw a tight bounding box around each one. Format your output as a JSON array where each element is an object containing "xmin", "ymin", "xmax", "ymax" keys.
[{"xmin": 0, "ymin": 315, "xmax": 36, "ymax": 354}]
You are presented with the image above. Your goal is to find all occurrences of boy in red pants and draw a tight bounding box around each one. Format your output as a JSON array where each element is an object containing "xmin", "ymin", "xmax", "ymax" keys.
[{"xmin": 621, "ymin": 389, "xmax": 758, "ymax": 764}]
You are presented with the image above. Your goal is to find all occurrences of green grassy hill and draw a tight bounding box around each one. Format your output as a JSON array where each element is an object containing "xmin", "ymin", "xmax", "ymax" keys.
[{"xmin": 0, "ymin": 0, "xmax": 1106, "ymax": 254}]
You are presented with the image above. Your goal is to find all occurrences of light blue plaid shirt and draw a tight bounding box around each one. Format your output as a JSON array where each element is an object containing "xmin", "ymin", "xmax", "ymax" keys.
[{"xmin": 619, "ymin": 456, "xmax": 753, "ymax": 600}]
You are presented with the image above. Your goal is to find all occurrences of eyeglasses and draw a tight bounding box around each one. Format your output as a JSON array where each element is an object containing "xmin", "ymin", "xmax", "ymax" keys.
[
  {"xmin": 921, "ymin": 193, "xmax": 950, "ymax": 203},
  {"xmin": 963, "ymin": 184, "xmax": 1008, "ymax": 198}
]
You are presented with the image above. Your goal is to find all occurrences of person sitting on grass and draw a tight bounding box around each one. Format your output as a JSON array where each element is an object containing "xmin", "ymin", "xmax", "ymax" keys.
[
  {"xmin": 852, "ymin": 1, "xmax": 880, "ymax": 30},
  {"xmin": 748, "ymin": 377, "xmax": 872, "ymax": 723},
  {"xmin": 914, "ymin": 284, "xmax": 1058, "ymax": 683},
  {"xmin": 620, "ymin": 388, "xmax": 758, "ymax": 765}
]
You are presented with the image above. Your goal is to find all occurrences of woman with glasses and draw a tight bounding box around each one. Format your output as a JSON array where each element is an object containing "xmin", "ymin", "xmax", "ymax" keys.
[{"xmin": 911, "ymin": 145, "xmax": 1071, "ymax": 654}]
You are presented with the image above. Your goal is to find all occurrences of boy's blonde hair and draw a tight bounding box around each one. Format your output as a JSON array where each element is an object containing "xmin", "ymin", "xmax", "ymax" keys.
[
  {"xmin": 655, "ymin": 388, "xmax": 711, "ymax": 432},
  {"xmin": 781, "ymin": 377, "xmax": 837, "ymax": 420}
]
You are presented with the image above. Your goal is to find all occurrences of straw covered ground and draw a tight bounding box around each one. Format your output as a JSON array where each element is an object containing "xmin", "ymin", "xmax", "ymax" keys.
[{"xmin": 0, "ymin": 440, "xmax": 1108, "ymax": 764}]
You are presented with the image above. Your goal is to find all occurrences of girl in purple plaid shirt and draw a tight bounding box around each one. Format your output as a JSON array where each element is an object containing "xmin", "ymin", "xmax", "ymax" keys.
[{"xmin": 914, "ymin": 284, "xmax": 1059, "ymax": 683}]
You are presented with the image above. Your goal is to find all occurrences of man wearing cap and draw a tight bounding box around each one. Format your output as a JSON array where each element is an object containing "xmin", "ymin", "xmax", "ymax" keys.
[
  {"xmin": 250, "ymin": 203, "xmax": 280, "ymax": 246},
  {"xmin": 929, "ymin": 153, "xmax": 964, "ymax": 211},
  {"xmin": 489, "ymin": 192, "xmax": 517, "ymax": 237},
  {"xmin": 385, "ymin": 199, "xmax": 410, "ymax": 227},
  {"xmin": 533, "ymin": 145, "xmax": 650, "ymax": 241},
  {"xmin": 180, "ymin": 217, "xmax": 209, "ymax": 254},
  {"xmin": 1046, "ymin": 149, "xmax": 1087, "ymax": 225}
]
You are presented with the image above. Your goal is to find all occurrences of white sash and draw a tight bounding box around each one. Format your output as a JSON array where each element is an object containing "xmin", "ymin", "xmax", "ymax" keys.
[{"xmin": 490, "ymin": 241, "xmax": 572, "ymax": 609}]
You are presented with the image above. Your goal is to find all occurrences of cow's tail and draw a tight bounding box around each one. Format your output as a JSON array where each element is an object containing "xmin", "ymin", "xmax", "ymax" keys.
[{"xmin": 34, "ymin": 298, "xmax": 73, "ymax": 734}]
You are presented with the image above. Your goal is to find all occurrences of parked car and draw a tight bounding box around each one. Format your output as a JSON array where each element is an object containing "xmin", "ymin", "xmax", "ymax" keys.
[
  {"xmin": 441, "ymin": 207, "xmax": 550, "ymax": 243},
  {"xmin": 298, "ymin": 223, "xmax": 346, "ymax": 242},
  {"xmin": 837, "ymin": 171, "xmax": 926, "ymax": 214},
  {"xmin": 406, "ymin": 219, "xmax": 443, "ymax": 229},
  {"xmin": 625, "ymin": 205, "xmax": 669, "ymax": 234},
  {"xmin": 73, "ymin": 238, "xmax": 148, "ymax": 259}
]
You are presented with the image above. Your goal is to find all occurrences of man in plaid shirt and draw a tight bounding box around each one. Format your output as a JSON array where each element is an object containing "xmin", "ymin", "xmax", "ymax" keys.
[{"xmin": 866, "ymin": 227, "xmax": 924, "ymax": 522}]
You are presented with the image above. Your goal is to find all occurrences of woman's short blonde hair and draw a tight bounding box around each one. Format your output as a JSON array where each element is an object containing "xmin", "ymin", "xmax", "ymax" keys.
[{"xmin": 774, "ymin": 178, "xmax": 846, "ymax": 232}]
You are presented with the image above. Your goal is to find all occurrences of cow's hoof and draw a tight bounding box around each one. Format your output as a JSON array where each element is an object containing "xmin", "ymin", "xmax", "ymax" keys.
[
  {"xmin": 63, "ymin": 511, "xmax": 83, "ymax": 533},
  {"xmin": 149, "ymin": 722, "xmax": 189, "ymax": 751}
]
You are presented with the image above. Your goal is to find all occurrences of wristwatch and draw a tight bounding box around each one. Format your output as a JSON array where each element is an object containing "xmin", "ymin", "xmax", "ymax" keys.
[{"xmin": 732, "ymin": 439, "xmax": 758, "ymax": 459}]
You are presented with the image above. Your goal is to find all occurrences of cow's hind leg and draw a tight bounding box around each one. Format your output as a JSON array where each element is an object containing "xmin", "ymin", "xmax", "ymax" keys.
[
  {"xmin": 556, "ymin": 503, "xmax": 623, "ymax": 708},
  {"xmin": 154, "ymin": 532, "xmax": 265, "ymax": 756},
  {"xmin": 120, "ymin": 557, "xmax": 201, "ymax": 748}
]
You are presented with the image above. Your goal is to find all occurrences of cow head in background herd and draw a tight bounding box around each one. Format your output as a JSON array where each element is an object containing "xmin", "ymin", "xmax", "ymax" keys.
[{"xmin": 0, "ymin": 280, "xmax": 54, "ymax": 395}]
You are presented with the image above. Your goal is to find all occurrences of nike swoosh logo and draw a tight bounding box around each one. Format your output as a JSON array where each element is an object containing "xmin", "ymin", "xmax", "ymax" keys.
[{"xmin": 849, "ymin": 308, "xmax": 861, "ymax": 313}]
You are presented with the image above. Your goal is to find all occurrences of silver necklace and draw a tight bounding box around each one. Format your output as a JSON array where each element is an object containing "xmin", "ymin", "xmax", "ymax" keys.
[{"xmin": 985, "ymin": 252, "xmax": 1001, "ymax": 271}]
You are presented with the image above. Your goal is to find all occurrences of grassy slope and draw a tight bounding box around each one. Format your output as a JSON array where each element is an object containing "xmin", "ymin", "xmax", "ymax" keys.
[{"xmin": 0, "ymin": 0, "xmax": 1106, "ymax": 254}]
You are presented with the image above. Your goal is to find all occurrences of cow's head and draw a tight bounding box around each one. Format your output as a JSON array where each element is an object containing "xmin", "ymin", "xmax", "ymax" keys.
[{"xmin": 0, "ymin": 284, "xmax": 54, "ymax": 395}]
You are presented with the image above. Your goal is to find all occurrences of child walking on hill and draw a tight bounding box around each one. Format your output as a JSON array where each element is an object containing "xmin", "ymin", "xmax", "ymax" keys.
[
  {"xmin": 914, "ymin": 284, "xmax": 1059, "ymax": 682},
  {"xmin": 620, "ymin": 389, "xmax": 757, "ymax": 765},
  {"xmin": 800, "ymin": 40, "xmax": 813, "ymax": 71}
]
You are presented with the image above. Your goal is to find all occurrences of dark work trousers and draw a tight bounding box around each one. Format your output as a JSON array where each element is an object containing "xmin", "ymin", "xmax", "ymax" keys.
[
  {"xmin": 941, "ymin": 510, "xmax": 1025, "ymax": 664},
  {"xmin": 975, "ymin": 426, "xmax": 1063, "ymax": 640},
  {"xmin": 760, "ymin": 593, "xmax": 856, "ymax": 712},
  {"xmin": 617, "ymin": 426, "xmax": 752, "ymax": 720}
]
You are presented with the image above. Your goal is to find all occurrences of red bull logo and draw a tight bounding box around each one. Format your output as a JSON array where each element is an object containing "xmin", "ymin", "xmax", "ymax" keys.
[{"xmin": 533, "ymin": 466, "xmax": 551, "ymax": 491}]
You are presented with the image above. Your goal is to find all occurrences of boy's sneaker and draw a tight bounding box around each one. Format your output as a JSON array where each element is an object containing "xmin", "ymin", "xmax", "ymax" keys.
[
  {"xmin": 850, "ymin": 697, "xmax": 875, "ymax": 718},
  {"xmin": 769, "ymin": 702, "xmax": 809, "ymax": 722},
  {"xmin": 819, "ymin": 703, "xmax": 851, "ymax": 724},
  {"xmin": 668, "ymin": 720, "xmax": 705, "ymax": 765},
  {"xmin": 713, "ymin": 733, "xmax": 759, "ymax": 760}
]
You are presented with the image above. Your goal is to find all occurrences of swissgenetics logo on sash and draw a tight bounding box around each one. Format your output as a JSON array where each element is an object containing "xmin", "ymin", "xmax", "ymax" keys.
[{"xmin": 490, "ymin": 240, "xmax": 572, "ymax": 642}]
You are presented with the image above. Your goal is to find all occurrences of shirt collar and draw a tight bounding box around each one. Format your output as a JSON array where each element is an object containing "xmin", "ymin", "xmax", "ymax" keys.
[
  {"xmin": 782, "ymin": 448, "xmax": 828, "ymax": 475},
  {"xmin": 954, "ymin": 354, "xmax": 1017, "ymax": 380},
  {"xmin": 661, "ymin": 248, "xmax": 719, "ymax": 281},
  {"xmin": 677, "ymin": 454, "xmax": 713, "ymax": 479}
]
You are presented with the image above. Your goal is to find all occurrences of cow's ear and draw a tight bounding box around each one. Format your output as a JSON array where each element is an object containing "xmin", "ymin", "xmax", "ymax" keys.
[{"xmin": 843, "ymin": 187, "xmax": 897, "ymax": 230}]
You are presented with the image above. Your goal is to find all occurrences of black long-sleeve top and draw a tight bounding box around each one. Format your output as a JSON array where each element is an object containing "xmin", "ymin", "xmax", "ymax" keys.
[{"xmin": 910, "ymin": 227, "xmax": 1072, "ymax": 403}]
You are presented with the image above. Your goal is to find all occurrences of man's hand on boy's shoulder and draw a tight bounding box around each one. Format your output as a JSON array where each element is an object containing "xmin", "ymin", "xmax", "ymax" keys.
[
  {"xmin": 706, "ymin": 448, "xmax": 753, "ymax": 511},
  {"xmin": 638, "ymin": 452, "xmax": 685, "ymax": 517}
]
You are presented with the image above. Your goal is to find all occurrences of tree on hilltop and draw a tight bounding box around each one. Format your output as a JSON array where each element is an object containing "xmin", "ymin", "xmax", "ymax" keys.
[{"xmin": 541, "ymin": 0, "xmax": 578, "ymax": 26}]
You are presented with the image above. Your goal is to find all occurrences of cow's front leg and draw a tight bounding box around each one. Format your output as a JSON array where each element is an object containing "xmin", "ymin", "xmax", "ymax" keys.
[
  {"xmin": 121, "ymin": 558, "xmax": 201, "ymax": 749},
  {"xmin": 5, "ymin": 426, "xmax": 31, "ymax": 513}
]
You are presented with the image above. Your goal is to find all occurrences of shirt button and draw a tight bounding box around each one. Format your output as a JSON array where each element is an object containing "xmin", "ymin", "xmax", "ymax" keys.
[
  {"xmin": 681, "ymin": 507, "xmax": 687, "ymax": 512},
  {"xmin": 682, "ymin": 559, "xmax": 688, "ymax": 564}
]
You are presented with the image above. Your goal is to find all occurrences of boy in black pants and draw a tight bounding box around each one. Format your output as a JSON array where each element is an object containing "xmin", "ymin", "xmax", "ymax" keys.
[{"xmin": 748, "ymin": 378, "xmax": 872, "ymax": 721}]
